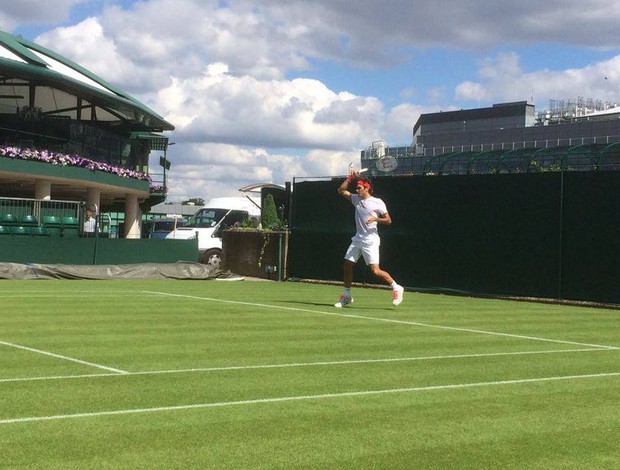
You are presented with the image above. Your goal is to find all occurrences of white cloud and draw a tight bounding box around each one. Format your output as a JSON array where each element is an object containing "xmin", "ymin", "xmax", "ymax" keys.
[
  {"xmin": 29, "ymin": 2, "xmax": 390, "ymax": 199},
  {"xmin": 383, "ymin": 103, "xmax": 429, "ymax": 145},
  {"xmin": 35, "ymin": 18, "xmax": 135, "ymax": 84},
  {"xmin": 0, "ymin": 0, "xmax": 82, "ymax": 30},
  {"xmin": 253, "ymin": 0, "xmax": 620, "ymax": 63},
  {"xmin": 10, "ymin": 0, "xmax": 620, "ymax": 200},
  {"xmin": 157, "ymin": 65, "xmax": 382, "ymax": 151},
  {"xmin": 456, "ymin": 53, "xmax": 620, "ymax": 108},
  {"xmin": 158, "ymin": 142, "xmax": 358, "ymax": 202},
  {"xmin": 455, "ymin": 81, "xmax": 489, "ymax": 103}
]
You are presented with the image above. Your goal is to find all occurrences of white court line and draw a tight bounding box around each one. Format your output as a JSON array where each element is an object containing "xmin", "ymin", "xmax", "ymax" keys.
[
  {"xmin": 1, "ymin": 371, "xmax": 619, "ymax": 425},
  {"xmin": 0, "ymin": 340, "xmax": 129, "ymax": 374},
  {"xmin": 1, "ymin": 290, "xmax": 141, "ymax": 298},
  {"xmin": 0, "ymin": 347, "xmax": 611, "ymax": 384},
  {"xmin": 1, "ymin": 293, "xmax": 139, "ymax": 297},
  {"xmin": 143, "ymin": 291, "xmax": 619, "ymax": 350}
]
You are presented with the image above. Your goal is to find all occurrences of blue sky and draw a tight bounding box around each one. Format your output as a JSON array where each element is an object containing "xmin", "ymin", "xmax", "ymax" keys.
[{"xmin": 2, "ymin": 0, "xmax": 620, "ymax": 200}]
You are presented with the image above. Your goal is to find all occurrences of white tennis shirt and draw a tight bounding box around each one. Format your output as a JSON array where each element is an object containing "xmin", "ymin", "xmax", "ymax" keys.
[{"xmin": 350, "ymin": 194, "xmax": 387, "ymax": 244}]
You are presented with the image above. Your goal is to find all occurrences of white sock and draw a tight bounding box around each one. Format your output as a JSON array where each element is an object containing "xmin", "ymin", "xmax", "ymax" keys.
[
  {"xmin": 390, "ymin": 281, "xmax": 399, "ymax": 290},
  {"xmin": 344, "ymin": 287, "xmax": 351, "ymax": 296}
]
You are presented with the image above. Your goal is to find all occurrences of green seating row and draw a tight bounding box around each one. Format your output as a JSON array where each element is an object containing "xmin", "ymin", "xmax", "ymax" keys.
[
  {"xmin": 0, "ymin": 214, "xmax": 80, "ymax": 226},
  {"xmin": 1, "ymin": 213, "xmax": 39, "ymax": 226},
  {"xmin": 0, "ymin": 215, "xmax": 81, "ymax": 237},
  {"xmin": 0, "ymin": 225, "xmax": 52, "ymax": 236},
  {"xmin": 41, "ymin": 215, "xmax": 80, "ymax": 237}
]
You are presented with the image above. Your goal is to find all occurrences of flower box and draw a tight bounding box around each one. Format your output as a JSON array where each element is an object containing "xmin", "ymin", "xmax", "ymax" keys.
[{"xmin": 222, "ymin": 229, "xmax": 289, "ymax": 280}]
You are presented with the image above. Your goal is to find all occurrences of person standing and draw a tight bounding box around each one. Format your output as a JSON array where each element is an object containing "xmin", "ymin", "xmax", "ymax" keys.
[
  {"xmin": 335, "ymin": 172, "xmax": 404, "ymax": 307},
  {"xmin": 83, "ymin": 207, "xmax": 97, "ymax": 234}
]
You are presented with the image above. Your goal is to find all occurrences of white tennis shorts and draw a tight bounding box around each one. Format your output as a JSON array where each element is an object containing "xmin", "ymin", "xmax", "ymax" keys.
[{"xmin": 344, "ymin": 238, "xmax": 380, "ymax": 265}]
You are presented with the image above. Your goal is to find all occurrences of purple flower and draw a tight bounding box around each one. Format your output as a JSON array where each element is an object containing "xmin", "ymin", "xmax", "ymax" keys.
[{"xmin": 0, "ymin": 144, "xmax": 156, "ymax": 184}]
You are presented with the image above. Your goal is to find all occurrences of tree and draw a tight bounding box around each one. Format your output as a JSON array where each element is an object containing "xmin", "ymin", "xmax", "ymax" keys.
[
  {"xmin": 261, "ymin": 193, "xmax": 279, "ymax": 230},
  {"xmin": 182, "ymin": 197, "xmax": 204, "ymax": 206}
]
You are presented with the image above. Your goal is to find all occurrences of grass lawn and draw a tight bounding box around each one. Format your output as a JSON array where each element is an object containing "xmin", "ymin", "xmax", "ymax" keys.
[{"xmin": 0, "ymin": 279, "xmax": 618, "ymax": 469}]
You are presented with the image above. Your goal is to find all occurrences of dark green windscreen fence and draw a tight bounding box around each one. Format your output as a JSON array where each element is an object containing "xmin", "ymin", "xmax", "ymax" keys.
[
  {"xmin": 560, "ymin": 172, "xmax": 620, "ymax": 303},
  {"xmin": 289, "ymin": 171, "xmax": 619, "ymax": 304},
  {"xmin": 0, "ymin": 238, "xmax": 198, "ymax": 265}
]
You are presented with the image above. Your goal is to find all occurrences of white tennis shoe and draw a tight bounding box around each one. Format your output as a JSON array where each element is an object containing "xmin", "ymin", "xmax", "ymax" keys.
[
  {"xmin": 392, "ymin": 286, "xmax": 404, "ymax": 306},
  {"xmin": 334, "ymin": 295, "xmax": 354, "ymax": 308}
]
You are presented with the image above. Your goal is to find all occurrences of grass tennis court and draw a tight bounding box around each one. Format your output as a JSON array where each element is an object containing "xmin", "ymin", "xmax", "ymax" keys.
[{"xmin": 1, "ymin": 279, "xmax": 618, "ymax": 469}]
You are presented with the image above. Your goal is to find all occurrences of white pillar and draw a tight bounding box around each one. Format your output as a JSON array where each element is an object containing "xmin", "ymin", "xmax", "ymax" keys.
[
  {"xmin": 124, "ymin": 194, "xmax": 142, "ymax": 239},
  {"xmin": 34, "ymin": 179, "xmax": 52, "ymax": 200},
  {"xmin": 86, "ymin": 187, "xmax": 101, "ymax": 212}
]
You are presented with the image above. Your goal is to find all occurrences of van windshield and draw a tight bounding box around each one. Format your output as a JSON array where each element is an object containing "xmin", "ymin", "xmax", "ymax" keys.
[
  {"xmin": 152, "ymin": 219, "xmax": 185, "ymax": 231},
  {"xmin": 184, "ymin": 209, "xmax": 229, "ymax": 228}
]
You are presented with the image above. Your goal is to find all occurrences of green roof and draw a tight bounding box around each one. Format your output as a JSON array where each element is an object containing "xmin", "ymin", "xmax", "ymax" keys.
[{"xmin": 0, "ymin": 30, "xmax": 174, "ymax": 132}]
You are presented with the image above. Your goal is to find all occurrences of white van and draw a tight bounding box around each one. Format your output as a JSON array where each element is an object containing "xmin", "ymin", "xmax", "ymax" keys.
[{"xmin": 165, "ymin": 196, "xmax": 261, "ymax": 268}]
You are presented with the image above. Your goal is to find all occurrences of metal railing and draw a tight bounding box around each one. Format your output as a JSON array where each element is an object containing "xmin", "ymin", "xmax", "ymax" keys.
[
  {"xmin": 361, "ymin": 142, "xmax": 620, "ymax": 176},
  {"xmin": 0, "ymin": 196, "xmax": 81, "ymax": 222},
  {"xmin": 0, "ymin": 197, "xmax": 121, "ymax": 237}
]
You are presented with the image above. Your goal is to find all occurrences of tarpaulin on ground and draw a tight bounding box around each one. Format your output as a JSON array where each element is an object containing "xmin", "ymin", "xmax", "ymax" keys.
[{"xmin": 0, "ymin": 262, "xmax": 243, "ymax": 280}]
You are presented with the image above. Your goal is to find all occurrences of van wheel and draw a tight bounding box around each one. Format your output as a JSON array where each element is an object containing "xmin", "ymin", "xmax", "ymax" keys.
[{"xmin": 201, "ymin": 248, "xmax": 222, "ymax": 270}]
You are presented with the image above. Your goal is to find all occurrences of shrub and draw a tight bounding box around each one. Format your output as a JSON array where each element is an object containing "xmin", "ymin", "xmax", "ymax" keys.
[{"xmin": 261, "ymin": 193, "xmax": 279, "ymax": 230}]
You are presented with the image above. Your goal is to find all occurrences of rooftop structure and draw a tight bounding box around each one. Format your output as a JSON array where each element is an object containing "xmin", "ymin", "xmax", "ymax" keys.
[
  {"xmin": 0, "ymin": 30, "xmax": 175, "ymax": 237},
  {"xmin": 361, "ymin": 99, "xmax": 620, "ymax": 176}
]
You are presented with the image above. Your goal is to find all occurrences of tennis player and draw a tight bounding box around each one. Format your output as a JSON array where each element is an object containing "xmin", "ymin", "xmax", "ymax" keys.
[{"xmin": 334, "ymin": 173, "xmax": 404, "ymax": 307}]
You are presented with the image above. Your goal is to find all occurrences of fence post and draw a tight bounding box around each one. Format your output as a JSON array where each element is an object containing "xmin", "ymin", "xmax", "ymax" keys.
[{"xmin": 557, "ymin": 170, "xmax": 565, "ymax": 299}]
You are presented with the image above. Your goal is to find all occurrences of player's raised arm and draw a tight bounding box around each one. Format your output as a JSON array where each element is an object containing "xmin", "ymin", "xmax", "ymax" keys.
[
  {"xmin": 338, "ymin": 171, "xmax": 358, "ymax": 200},
  {"xmin": 338, "ymin": 165, "xmax": 360, "ymax": 199}
]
